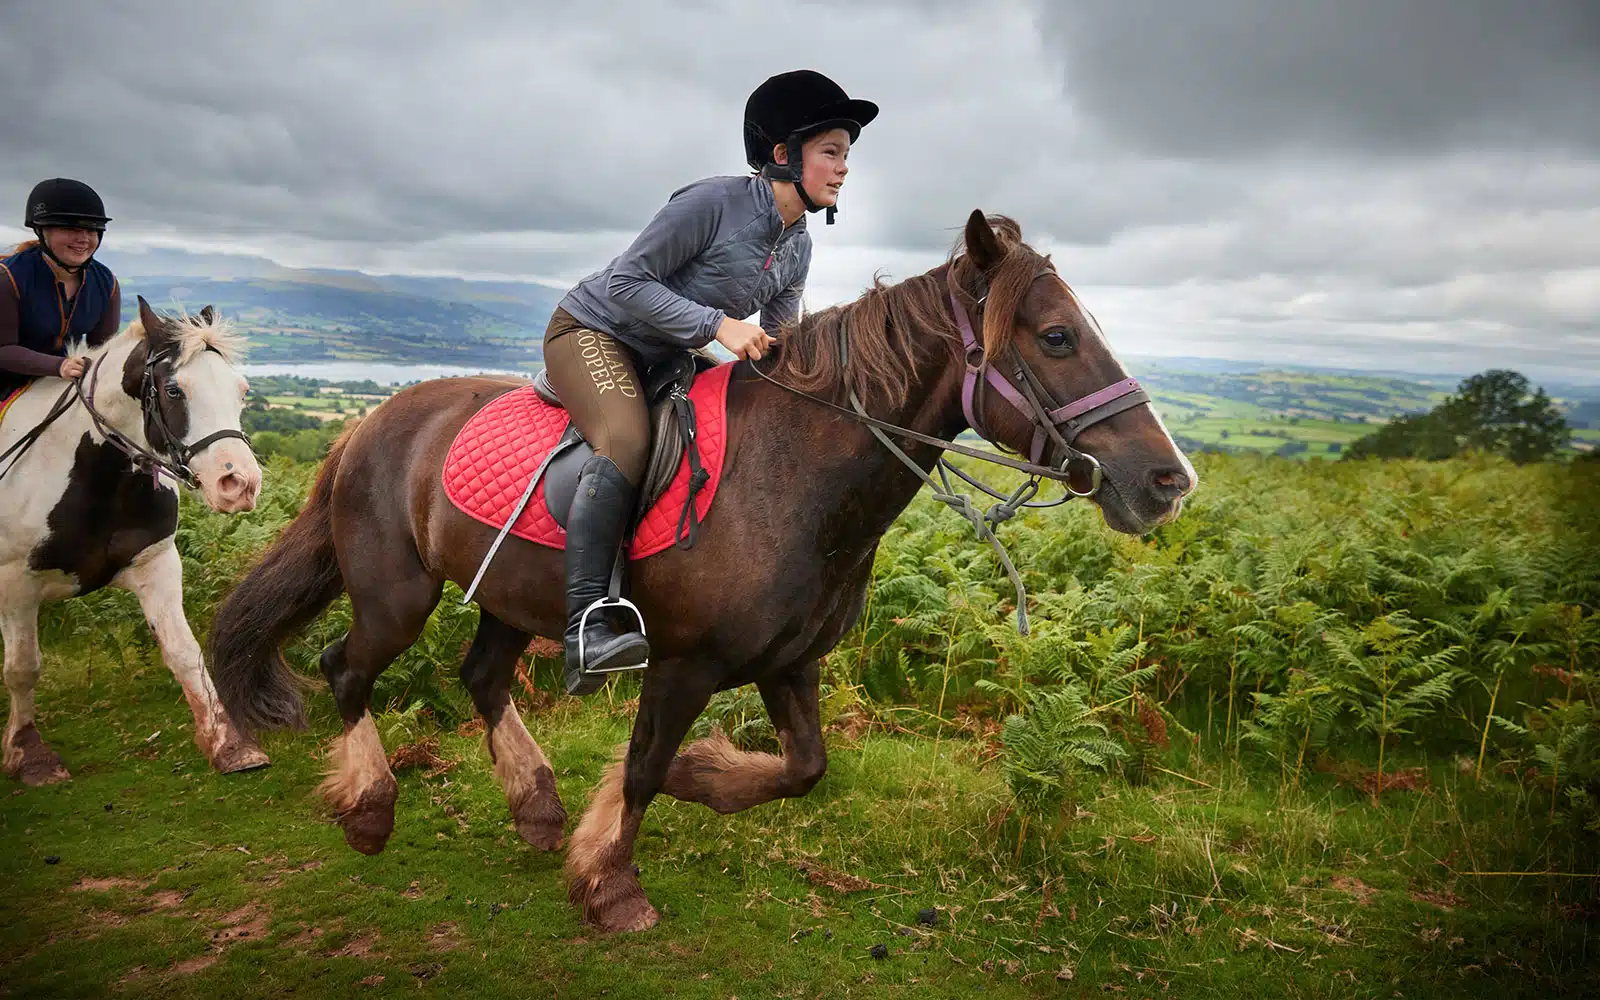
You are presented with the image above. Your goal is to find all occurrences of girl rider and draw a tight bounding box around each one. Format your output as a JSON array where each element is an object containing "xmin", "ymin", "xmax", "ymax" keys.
[
  {"xmin": 0, "ymin": 179, "xmax": 120, "ymax": 403},
  {"xmin": 545, "ymin": 69, "xmax": 878, "ymax": 696}
]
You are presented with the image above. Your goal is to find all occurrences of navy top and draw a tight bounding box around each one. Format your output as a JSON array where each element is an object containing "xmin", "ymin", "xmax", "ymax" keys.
[{"xmin": 0, "ymin": 246, "xmax": 120, "ymax": 397}]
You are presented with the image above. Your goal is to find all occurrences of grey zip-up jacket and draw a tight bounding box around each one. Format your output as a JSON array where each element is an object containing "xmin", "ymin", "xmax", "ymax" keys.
[{"xmin": 557, "ymin": 174, "xmax": 811, "ymax": 366}]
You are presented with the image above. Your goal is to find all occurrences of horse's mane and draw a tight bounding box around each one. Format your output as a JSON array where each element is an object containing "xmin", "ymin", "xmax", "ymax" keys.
[
  {"xmin": 769, "ymin": 215, "xmax": 1051, "ymax": 413},
  {"xmin": 108, "ymin": 307, "xmax": 246, "ymax": 366}
]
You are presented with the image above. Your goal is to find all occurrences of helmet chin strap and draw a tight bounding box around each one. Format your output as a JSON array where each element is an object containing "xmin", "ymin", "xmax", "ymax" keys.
[
  {"xmin": 762, "ymin": 135, "xmax": 837, "ymax": 224},
  {"xmin": 31, "ymin": 227, "xmax": 94, "ymax": 276}
]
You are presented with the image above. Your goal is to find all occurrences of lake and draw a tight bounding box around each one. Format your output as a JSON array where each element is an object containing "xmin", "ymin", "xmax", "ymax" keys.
[{"xmin": 238, "ymin": 361, "xmax": 533, "ymax": 384}]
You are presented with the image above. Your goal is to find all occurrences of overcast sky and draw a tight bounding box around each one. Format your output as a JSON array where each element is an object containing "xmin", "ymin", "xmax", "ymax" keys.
[{"xmin": 2, "ymin": 1, "xmax": 1596, "ymax": 377}]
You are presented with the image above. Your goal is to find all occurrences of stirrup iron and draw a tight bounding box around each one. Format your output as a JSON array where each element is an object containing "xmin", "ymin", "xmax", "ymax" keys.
[{"xmin": 575, "ymin": 596, "xmax": 650, "ymax": 675}]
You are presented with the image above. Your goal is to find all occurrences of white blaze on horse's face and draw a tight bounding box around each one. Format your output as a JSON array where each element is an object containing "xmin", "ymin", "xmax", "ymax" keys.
[{"xmin": 175, "ymin": 352, "xmax": 261, "ymax": 513}]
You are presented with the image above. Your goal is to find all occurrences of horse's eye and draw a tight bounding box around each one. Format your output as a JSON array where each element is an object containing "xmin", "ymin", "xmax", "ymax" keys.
[
  {"xmin": 1042, "ymin": 328, "xmax": 1074, "ymax": 351},
  {"xmin": 165, "ymin": 384, "xmax": 184, "ymax": 399}
]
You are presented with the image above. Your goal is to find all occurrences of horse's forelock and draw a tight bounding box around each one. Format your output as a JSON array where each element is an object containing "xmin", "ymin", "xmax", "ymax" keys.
[{"xmin": 170, "ymin": 311, "xmax": 244, "ymax": 367}]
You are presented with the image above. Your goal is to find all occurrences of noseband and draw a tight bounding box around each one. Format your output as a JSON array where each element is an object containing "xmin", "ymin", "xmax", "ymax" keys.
[{"xmin": 950, "ymin": 269, "xmax": 1149, "ymax": 497}]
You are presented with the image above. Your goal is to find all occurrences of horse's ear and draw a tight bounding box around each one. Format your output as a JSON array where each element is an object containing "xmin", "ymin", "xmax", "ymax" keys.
[
  {"xmin": 964, "ymin": 209, "xmax": 1004, "ymax": 271},
  {"xmin": 198, "ymin": 305, "xmax": 216, "ymax": 325},
  {"xmin": 136, "ymin": 295, "xmax": 170, "ymax": 347}
]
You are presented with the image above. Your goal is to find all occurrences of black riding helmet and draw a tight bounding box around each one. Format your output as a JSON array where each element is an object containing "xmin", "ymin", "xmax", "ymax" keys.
[
  {"xmin": 24, "ymin": 178, "xmax": 112, "ymax": 274},
  {"xmin": 743, "ymin": 70, "xmax": 878, "ymax": 224}
]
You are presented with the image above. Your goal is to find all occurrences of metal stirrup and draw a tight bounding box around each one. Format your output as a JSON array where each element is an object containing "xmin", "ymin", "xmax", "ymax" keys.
[{"xmin": 575, "ymin": 596, "xmax": 650, "ymax": 675}]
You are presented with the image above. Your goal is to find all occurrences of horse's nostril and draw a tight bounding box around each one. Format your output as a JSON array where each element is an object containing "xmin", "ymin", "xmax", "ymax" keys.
[
  {"xmin": 1149, "ymin": 468, "xmax": 1191, "ymax": 498},
  {"xmin": 219, "ymin": 472, "xmax": 245, "ymax": 497}
]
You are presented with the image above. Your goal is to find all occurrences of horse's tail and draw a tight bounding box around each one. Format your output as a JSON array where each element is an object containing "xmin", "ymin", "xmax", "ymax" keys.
[{"xmin": 210, "ymin": 423, "xmax": 357, "ymax": 733}]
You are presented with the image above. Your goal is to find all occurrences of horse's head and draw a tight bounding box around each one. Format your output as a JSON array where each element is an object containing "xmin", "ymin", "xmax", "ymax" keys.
[
  {"xmin": 124, "ymin": 296, "xmax": 262, "ymax": 513},
  {"xmin": 951, "ymin": 211, "xmax": 1195, "ymax": 534}
]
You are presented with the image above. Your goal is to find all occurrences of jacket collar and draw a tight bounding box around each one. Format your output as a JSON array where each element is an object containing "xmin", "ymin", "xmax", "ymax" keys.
[{"xmin": 751, "ymin": 175, "xmax": 808, "ymax": 239}]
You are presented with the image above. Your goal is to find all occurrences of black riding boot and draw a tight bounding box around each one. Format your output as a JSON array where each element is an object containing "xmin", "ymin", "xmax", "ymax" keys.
[{"xmin": 562, "ymin": 455, "xmax": 649, "ymax": 695}]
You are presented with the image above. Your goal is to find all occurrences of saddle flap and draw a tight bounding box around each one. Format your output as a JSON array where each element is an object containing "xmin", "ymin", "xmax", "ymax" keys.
[{"xmin": 543, "ymin": 398, "xmax": 682, "ymax": 530}]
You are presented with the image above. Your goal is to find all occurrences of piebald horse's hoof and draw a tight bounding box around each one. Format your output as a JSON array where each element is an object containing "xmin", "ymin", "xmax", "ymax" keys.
[
  {"xmin": 6, "ymin": 725, "xmax": 71, "ymax": 787},
  {"xmin": 212, "ymin": 739, "xmax": 271, "ymax": 774}
]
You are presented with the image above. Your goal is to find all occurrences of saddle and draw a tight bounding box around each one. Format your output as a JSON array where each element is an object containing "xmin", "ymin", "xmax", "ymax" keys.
[{"xmin": 532, "ymin": 346, "xmax": 722, "ymax": 540}]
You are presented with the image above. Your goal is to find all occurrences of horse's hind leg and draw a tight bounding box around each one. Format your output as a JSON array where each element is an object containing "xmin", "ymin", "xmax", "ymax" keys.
[
  {"xmin": 114, "ymin": 542, "xmax": 269, "ymax": 774},
  {"xmin": 1, "ymin": 602, "xmax": 69, "ymax": 786},
  {"xmin": 318, "ymin": 543, "xmax": 442, "ymax": 856},
  {"xmin": 661, "ymin": 660, "xmax": 827, "ymax": 813},
  {"xmin": 459, "ymin": 610, "xmax": 566, "ymax": 850},
  {"xmin": 567, "ymin": 659, "xmax": 717, "ymax": 933}
]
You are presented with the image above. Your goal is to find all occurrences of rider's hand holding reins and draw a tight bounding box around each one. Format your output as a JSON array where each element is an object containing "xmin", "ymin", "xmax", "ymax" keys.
[
  {"xmin": 57, "ymin": 356, "xmax": 88, "ymax": 380},
  {"xmin": 716, "ymin": 316, "xmax": 774, "ymax": 361}
]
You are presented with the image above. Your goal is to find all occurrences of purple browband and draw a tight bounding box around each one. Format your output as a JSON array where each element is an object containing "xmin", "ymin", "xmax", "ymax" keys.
[{"xmin": 950, "ymin": 290, "xmax": 1145, "ymax": 466}]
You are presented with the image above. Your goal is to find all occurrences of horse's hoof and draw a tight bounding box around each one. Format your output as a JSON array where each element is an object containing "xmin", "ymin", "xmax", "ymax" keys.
[
  {"xmin": 572, "ymin": 870, "xmax": 661, "ymax": 934},
  {"xmin": 213, "ymin": 740, "xmax": 271, "ymax": 774},
  {"xmin": 512, "ymin": 766, "xmax": 567, "ymax": 851},
  {"xmin": 337, "ymin": 784, "xmax": 396, "ymax": 856},
  {"xmin": 515, "ymin": 814, "xmax": 565, "ymax": 852},
  {"xmin": 6, "ymin": 726, "xmax": 71, "ymax": 787},
  {"xmin": 595, "ymin": 896, "xmax": 661, "ymax": 934}
]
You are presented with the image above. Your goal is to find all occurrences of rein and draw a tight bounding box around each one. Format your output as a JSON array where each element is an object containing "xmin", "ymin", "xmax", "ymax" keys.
[
  {"xmin": 746, "ymin": 264, "xmax": 1151, "ymax": 635},
  {"xmin": 0, "ymin": 343, "xmax": 250, "ymax": 490}
]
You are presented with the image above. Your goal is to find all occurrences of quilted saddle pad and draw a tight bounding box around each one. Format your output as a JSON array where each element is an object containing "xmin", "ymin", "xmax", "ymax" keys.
[{"xmin": 442, "ymin": 361, "xmax": 734, "ymax": 559}]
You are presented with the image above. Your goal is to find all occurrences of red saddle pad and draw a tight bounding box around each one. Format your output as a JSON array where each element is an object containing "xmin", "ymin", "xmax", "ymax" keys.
[{"xmin": 442, "ymin": 362, "xmax": 734, "ymax": 559}]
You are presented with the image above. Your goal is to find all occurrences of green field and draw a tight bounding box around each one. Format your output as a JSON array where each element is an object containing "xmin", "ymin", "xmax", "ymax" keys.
[{"xmin": 2, "ymin": 449, "xmax": 1597, "ymax": 998}]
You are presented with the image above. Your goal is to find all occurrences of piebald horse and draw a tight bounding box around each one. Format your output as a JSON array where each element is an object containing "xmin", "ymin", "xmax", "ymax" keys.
[
  {"xmin": 0, "ymin": 297, "xmax": 266, "ymax": 784},
  {"xmin": 210, "ymin": 213, "xmax": 1194, "ymax": 932}
]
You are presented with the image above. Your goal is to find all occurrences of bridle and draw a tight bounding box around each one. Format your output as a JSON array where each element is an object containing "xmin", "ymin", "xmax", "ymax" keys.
[
  {"xmin": 0, "ymin": 340, "xmax": 251, "ymax": 489},
  {"xmin": 82, "ymin": 342, "xmax": 253, "ymax": 490},
  {"xmin": 952, "ymin": 266, "xmax": 1149, "ymax": 497},
  {"xmin": 747, "ymin": 258, "xmax": 1153, "ymax": 634}
]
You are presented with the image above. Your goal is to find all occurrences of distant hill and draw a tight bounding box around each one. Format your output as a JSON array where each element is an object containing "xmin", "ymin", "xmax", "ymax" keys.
[
  {"xmin": 94, "ymin": 248, "xmax": 1600, "ymax": 424},
  {"xmin": 103, "ymin": 247, "xmax": 566, "ymax": 372}
]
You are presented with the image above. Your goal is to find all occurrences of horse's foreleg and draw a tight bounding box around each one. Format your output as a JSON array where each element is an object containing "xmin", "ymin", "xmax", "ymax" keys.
[
  {"xmin": 2, "ymin": 603, "xmax": 68, "ymax": 785},
  {"xmin": 459, "ymin": 611, "xmax": 566, "ymax": 850},
  {"xmin": 115, "ymin": 544, "xmax": 269, "ymax": 774},
  {"xmin": 661, "ymin": 660, "xmax": 826, "ymax": 813},
  {"xmin": 567, "ymin": 661, "xmax": 714, "ymax": 933}
]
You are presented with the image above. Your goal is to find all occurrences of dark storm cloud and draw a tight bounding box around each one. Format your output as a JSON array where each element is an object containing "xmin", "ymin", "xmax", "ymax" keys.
[
  {"xmin": 0, "ymin": 1, "xmax": 1594, "ymax": 377},
  {"xmin": 1041, "ymin": 0, "xmax": 1600, "ymax": 155}
]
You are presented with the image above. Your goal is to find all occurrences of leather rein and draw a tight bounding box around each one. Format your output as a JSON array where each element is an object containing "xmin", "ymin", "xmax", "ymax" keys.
[
  {"xmin": 746, "ymin": 265, "xmax": 1151, "ymax": 634},
  {"xmin": 0, "ymin": 343, "xmax": 251, "ymax": 489}
]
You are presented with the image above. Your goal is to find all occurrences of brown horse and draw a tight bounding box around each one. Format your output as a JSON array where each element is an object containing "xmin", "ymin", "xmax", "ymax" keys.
[{"xmin": 209, "ymin": 211, "xmax": 1194, "ymax": 933}]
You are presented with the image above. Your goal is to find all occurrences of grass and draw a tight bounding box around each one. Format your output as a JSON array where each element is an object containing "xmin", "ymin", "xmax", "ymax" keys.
[{"xmin": 2, "ymin": 637, "xmax": 1595, "ymax": 998}]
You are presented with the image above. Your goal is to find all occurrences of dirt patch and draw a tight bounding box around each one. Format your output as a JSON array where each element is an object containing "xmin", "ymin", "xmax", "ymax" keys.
[
  {"xmin": 89, "ymin": 910, "xmax": 130, "ymax": 928},
  {"xmin": 145, "ymin": 890, "xmax": 187, "ymax": 911},
  {"xmin": 287, "ymin": 918, "xmax": 342, "ymax": 951},
  {"xmin": 331, "ymin": 932, "xmax": 382, "ymax": 958},
  {"xmin": 209, "ymin": 904, "xmax": 270, "ymax": 947},
  {"xmin": 1331, "ymin": 876, "xmax": 1377, "ymax": 906},
  {"xmin": 71, "ymin": 876, "xmax": 146, "ymax": 893},
  {"xmin": 170, "ymin": 955, "xmax": 219, "ymax": 976},
  {"xmin": 424, "ymin": 921, "xmax": 464, "ymax": 952}
]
